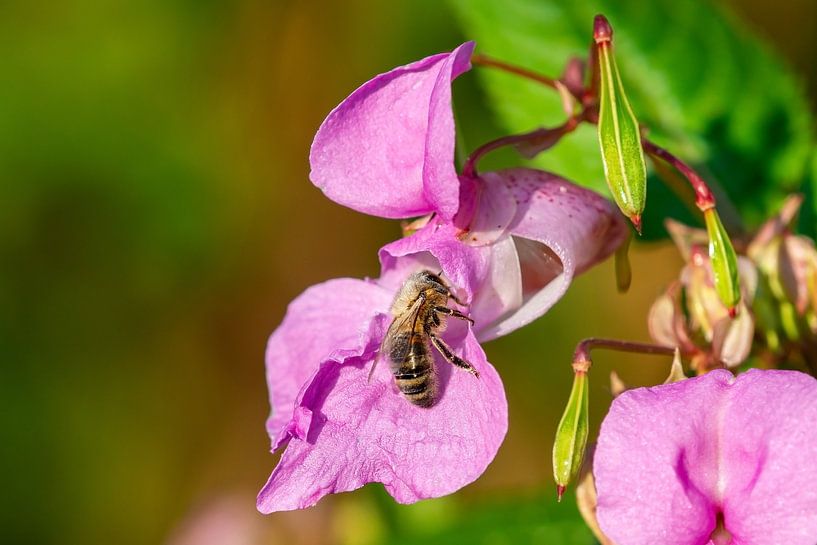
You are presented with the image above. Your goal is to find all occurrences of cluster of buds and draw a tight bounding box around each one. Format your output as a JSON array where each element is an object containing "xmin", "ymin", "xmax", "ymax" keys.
[
  {"xmin": 748, "ymin": 195, "xmax": 817, "ymax": 370},
  {"xmin": 547, "ymin": 12, "xmax": 749, "ymax": 494},
  {"xmin": 647, "ymin": 219, "xmax": 756, "ymax": 372},
  {"xmin": 648, "ymin": 195, "xmax": 817, "ymax": 375},
  {"xmin": 543, "ymin": 16, "xmax": 817, "ymax": 545},
  {"xmin": 551, "ymin": 200, "xmax": 817, "ymax": 543},
  {"xmin": 472, "ymin": 15, "xmax": 744, "ymax": 309}
]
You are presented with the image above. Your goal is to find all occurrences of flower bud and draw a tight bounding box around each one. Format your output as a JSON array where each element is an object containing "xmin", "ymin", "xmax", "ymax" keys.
[
  {"xmin": 561, "ymin": 57, "xmax": 586, "ymax": 99},
  {"xmin": 664, "ymin": 348, "xmax": 686, "ymax": 384},
  {"xmin": 515, "ymin": 126, "xmax": 571, "ymax": 159},
  {"xmin": 594, "ymin": 14, "xmax": 647, "ymax": 231},
  {"xmin": 748, "ymin": 211, "xmax": 808, "ymax": 345},
  {"xmin": 609, "ymin": 370, "xmax": 628, "ymax": 397},
  {"xmin": 649, "ymin": 238, "xmax": 756, "ymax": 371},
  {"xmin": 665, "ymin": 218, "xmax": 708, "ymax": 261},
  {"xmin": 615, "ymin": 230, "xmax": 632, "ymax": 293},
  {"xmin": 553, "ymin": 364, "xmax": 590, "ymax": 500},
  {"xmin": 704, "ymin": 208, "xmax": 741, "ymax": 314},
  {"xmin": 780, "ymin": 235, "xmax": 817, "ymax": 317}
]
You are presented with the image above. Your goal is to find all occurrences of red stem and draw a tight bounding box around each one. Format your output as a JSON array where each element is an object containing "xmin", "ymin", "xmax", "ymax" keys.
[
  {"xmin": 642, "ymin": 138, "xmax": 716, "ymax": 211},
  {"xmin": 471, "ymin": 53, "xmax": 561, "ymax": 91},
  {"xmin": 462, "ymin": 116, "xmax": 582, "ymax": 178},
  {"xmin": 471, "ymin": 41, "xmax": 722, "ymax": 218},
  {"xmin": 573, "ymin": 338, "xmax": 676, "ymax": 368}
]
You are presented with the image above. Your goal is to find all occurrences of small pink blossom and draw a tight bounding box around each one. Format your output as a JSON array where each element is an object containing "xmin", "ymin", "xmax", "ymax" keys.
[{"xmin": 595, "ymin": 369, "xmax": 817, "ymax": 545}]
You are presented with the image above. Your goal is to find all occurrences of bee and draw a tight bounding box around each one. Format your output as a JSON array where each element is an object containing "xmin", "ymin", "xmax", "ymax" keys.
[{"xmin": 371, "ymin": 270, "xmax": 479, "ymax": 407}]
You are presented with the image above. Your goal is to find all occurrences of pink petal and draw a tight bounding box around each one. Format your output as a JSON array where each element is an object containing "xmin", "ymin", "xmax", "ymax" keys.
[
  {"xmin": 378, "ymin": 170, "xmax": 626, "ymax": 341},
  {"xmin": 648, "ymin": 290, "xmax": 683, "ymax": 348},
  {"xmin": 257, "ymin": 329, "xmax": 507, "ymax": 512},
  {"xmin": 711, "ymin": 301, "xmax": 754, "ymax": 368},
  {"xmin": 309, "ymin": 43, "xmax": 474, "ymax": 221},
  {"xmin": 719, "ymin": 370, "xmax": 817, "ymax": 544},
  {"xmin": 378, "ymin": 219, "xmax": 524, "ymax": 337},
  {"xmin": 378, "ymin": 220, "xmax": 490, "ymax": 306},
  {"xmin": 265, "ymin": 278, "xmax": 393, "ymax": 449},
  {"xmin": 468, "ymin": 235, "xmax": 524, "ymax": 331},
  {"xmin": 455, "ymin": 174, "xmax": 518, "ymax": 247},
  {"xmin": 595, "ymin": 369, "xmax": 817, "ymax": 545},
  {"xmin": 478, "ymin": 169, "xmax": 627, "ymax": 339}
]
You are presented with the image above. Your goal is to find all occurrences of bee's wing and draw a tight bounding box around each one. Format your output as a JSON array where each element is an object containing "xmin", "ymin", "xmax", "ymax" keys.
[{"xmin": 368, "ymin": 296, "xmax": 424, "ymax": 383}]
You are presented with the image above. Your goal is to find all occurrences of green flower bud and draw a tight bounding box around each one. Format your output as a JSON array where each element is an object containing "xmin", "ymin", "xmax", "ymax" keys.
[
  {"xmin": 704, "ymin": 208, "xmax": 741, "ymax": 314},
  {"xmin": 595, "ymin": 15, "xmax": 647, "ymax": 231},
  {"xmin": 615, "ymin": 230, "xmax": 632, "ymax": 293},
  {"xmin": 553, "ymin": 365, "xmax": 590, "ymax": 500}
]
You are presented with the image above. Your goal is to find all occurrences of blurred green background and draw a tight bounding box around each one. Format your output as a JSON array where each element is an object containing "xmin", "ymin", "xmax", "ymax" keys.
[{"xmin": 2, "ymin": 1, "xmax": 814, "ymax": 544}]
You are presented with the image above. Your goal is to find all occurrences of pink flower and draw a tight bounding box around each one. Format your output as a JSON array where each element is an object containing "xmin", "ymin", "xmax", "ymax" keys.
[
  {"xmin": 257, "ymin": 43, "xmax": 627, "ymax": 513},
  {"xmin": 308, "ymin": 42, "xmax": 627, "ymax": 338},
  {"xmin": 594, "ymin": 369, "xmax": 817, "ymax": 545}
]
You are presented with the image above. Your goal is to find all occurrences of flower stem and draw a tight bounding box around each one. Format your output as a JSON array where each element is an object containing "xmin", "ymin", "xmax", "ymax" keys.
[
  {"xmin": 573, "ymin": 338, "xmax": 676, "ymax": 369},
  {"xmin": 471, "ymin": 53, "xmax": 562, "ymax": 92},
  {"xmin": 461, "ymin": 116, "xmax": 582, "ymax": 178},
  {"xmin": 471, "ymin": 22, "xmax": 745, "ymax": 234},
  {"xmin": 641, "ymin": 138, "xmax": 715, "ymax": 211}
]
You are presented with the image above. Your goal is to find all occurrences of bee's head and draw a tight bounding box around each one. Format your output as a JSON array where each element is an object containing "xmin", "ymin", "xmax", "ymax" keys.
[{"xmin": 417, "ymin": 270, "xmax": 449, "ymax": 295}]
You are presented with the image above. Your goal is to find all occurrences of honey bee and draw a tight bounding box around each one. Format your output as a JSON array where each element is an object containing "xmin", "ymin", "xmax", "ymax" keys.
[{"xmin": 371, "ymin": 270, "xmax": 479, "ymax": 407}]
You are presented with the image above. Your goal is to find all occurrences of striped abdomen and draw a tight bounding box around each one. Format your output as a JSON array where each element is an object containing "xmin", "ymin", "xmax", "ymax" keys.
[{"xmin": 390, "ymin": 332, "xmax": 437, "ymax": 408}]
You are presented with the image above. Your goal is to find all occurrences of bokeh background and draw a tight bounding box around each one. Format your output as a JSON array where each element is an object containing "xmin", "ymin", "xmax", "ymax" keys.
[{"xmin": 2, "ymin": 1, "xmax": 815, "ymax": 544}]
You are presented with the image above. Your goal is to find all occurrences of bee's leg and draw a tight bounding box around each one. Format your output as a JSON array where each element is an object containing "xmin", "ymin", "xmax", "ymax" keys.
[
  {"xmin": 429, "ymin": 334, "xmax": 480, "ymax": 378},
  {"xmin": 434, "ymin": 306, "xmax": 474, "ymax": 325}
]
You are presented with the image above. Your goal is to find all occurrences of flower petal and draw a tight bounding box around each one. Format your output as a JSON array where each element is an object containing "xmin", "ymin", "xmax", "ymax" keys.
[
  {"xmin": 596, "ymin": 372, "xmax": 723, "ymax": 545},
  {"xmin": 648, "ymin": 290, "xmax": 682, "ymax": 348},
  {"xmin": 665, "ymin": 218, "xmax": 708, "ymax": 262},
  {"xmin": 309, "ymin": 43, "xmax": 474, "ymax": 220},
  {"xmin": 711, "ymin": 301, "xmax": 753, "ymax": 367},
  {"xmin": 468, "ymin": 235, "xmax": 524, "ymax": 332},
  {"xmin": 456, "ymin": 174, "xmax": 518, "ymax": 247},
  {"xmin": 378, "ymin": 220, "xmax": 489, "ymax": 306},
  {"xmin": 719, "ymin": 370, "xmax": 817, "ymax": 544},
  {"xmin": 478, "ymin": 169, "xmax": 627, "ymax": 339},
  {"xmin": 595, "ymin": 369, "xmax": 817, "ymax": 545},
  {"xmin": 256, "ymin": 329, "xmax": 508, "ymax": 513},
  {"xmin": 780, "ymin": 235, "xmax": 817, "ymax": 315},
  {"xmin": 378, "ymin": 220, "xmax": 525, "ymax": 337},
  {"xmin": 265, "ymin": 278, "xmax": 393, "ymax": 449}
]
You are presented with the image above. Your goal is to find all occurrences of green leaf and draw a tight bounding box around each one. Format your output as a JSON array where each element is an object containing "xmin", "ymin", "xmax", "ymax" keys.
[{"xmin": 450, "ymin": 0, "xmax": 815, "ymax": 238}]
